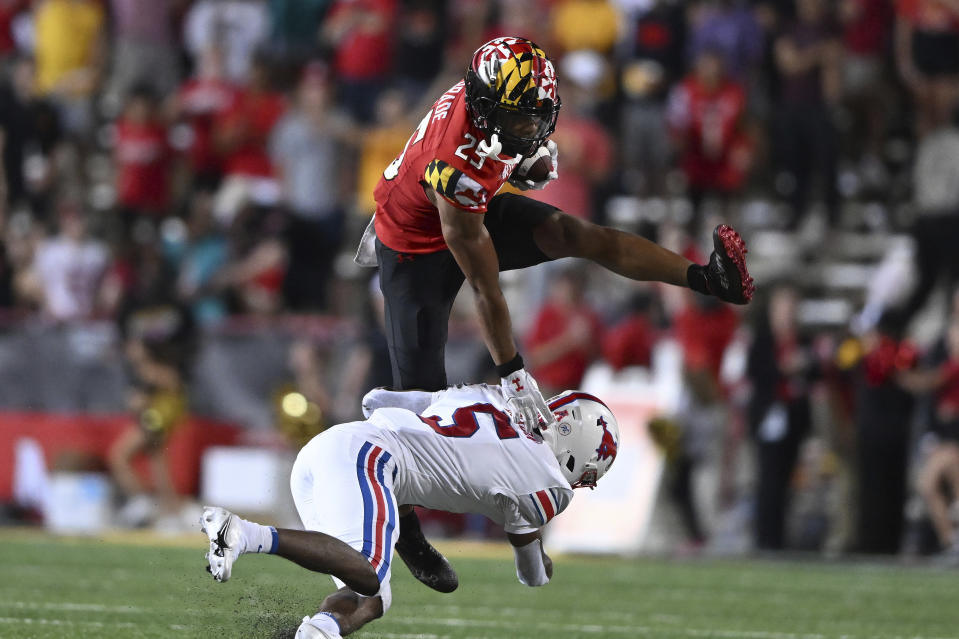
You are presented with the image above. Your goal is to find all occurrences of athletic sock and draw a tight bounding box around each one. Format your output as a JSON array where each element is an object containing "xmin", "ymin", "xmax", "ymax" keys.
[
  {"xmin": 304, "ymin": 612, "xmax": 341, "ymax": 637},
  {"xmin": 237, "ymin": 517, "xmax": 278, "ymax": 555}
]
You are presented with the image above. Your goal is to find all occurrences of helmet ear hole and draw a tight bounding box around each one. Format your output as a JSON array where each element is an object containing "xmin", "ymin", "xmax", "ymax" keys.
[{"xmin": 566, "ymin": 456, "xmax": 576, "ymax": 472}]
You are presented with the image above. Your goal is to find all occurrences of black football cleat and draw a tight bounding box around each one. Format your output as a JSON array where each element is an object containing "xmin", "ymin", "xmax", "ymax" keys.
[
  {"xmin": 706, "ymin": 224, "xmax": 755, "ymax": 305},
  {"xmin": 394, "ymin": 510, "xmax": 458, "ymax": 593}
]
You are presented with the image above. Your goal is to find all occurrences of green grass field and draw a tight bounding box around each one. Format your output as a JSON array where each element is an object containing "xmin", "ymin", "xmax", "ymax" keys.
[{"xmin": 1, "ymin": 531, "xmax": 957, "ymax": 639}]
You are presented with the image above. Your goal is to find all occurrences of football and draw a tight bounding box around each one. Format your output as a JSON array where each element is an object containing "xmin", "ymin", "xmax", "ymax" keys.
[{"xmin": 517, "ymin": 148, "xmax": 553, "ymax": 183}]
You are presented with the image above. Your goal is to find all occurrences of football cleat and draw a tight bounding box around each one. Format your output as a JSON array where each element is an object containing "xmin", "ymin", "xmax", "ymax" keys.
[
  {"xmin": 704, "ymin": 224, "xmax": 755, "ymax": 305},
  {"xmin": 200, "ymin": 506, "xmax": 242, "ymax": 583},
  {"xmin": 295, "ymin": 617, "xmax": 342, "ymax": 639},
  {"xmin": 395, "ymin": 511, "xmax": 458, "ymax": 593}
]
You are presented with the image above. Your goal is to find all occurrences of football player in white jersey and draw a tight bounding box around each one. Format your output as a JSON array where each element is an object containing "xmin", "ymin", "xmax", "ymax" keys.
[{"xmin": 200, "ymin": 384, "xmax": 620, "ymax": 638}]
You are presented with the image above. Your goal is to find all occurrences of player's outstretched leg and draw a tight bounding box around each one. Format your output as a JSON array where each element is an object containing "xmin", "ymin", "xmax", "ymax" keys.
[
  {"xmin": 531, "ymin": 210, "xmax": 754, "ymax": 305},
  {"xmin": 200, "ymin": 506, "xmax": 380, "ymax": 596},
  {"xmin": 394, "ymin": 507, "xmax": 458, "ymax": 593}
]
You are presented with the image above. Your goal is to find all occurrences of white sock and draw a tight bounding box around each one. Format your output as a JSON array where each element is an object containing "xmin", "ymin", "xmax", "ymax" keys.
[
  {"xmin": 236, "ymin": 517, "xmax": 277, "ymax": 554},
  {"xmin": 305, "ymin": 612, "xmax": 340, "ymax": 637}
]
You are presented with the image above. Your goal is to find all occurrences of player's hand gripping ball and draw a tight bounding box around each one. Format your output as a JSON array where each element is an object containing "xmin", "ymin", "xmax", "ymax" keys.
[{"xmin": 511, "ymin": 140, "xmax": 558, "ymax": 190}]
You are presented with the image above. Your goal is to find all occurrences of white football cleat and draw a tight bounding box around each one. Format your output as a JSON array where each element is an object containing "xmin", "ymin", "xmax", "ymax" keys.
[
  {"xmin": 295, "ymin": 616, "xmax": 342, "ymax": 639},
  {"xmin": 200, "ymin": 506, "xmax": 242, "ymax": 582}
]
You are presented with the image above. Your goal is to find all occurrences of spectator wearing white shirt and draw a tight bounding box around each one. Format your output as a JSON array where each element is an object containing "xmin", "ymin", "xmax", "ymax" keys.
[
  {"xmin": 24, "ymin": 202, "xmax": 109, "ymax": 321},
  {"xmin": 183, "ymin": 0, "xmax": 270, "ymax": 84}
]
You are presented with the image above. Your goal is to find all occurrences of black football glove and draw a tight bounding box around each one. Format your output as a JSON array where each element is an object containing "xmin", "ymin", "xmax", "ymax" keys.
[{"xmin": 687, "ymin": 224, "xmax": 755, "ymax": 305}]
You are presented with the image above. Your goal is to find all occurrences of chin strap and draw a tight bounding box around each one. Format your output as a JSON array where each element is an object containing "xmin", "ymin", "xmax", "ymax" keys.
[{"xmin": 477, "ymin": 132, "xmax": 520, "ymax": 165}]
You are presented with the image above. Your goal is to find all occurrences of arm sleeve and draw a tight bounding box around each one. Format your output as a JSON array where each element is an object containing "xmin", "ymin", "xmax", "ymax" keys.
[
  {"xmin": 495, "ymin": 487, "xmax": 574, "ymax": 534},
  {"xmin": 493, "ymin": 492, "xmax": 538, "ymax": 534},
  {"xmin": 361, "ymin": 388, "xmax": 438, "ymax": 418},
  {"xmin": 512, "ymin": 537, "xmax": 549, "ymax": 587},
  {"xmin": 424, "ymin": 159, "xmax": 489, "ymax": 213}
]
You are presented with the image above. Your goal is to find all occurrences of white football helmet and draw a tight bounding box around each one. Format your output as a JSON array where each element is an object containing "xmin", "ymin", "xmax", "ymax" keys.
[{"xmin": 541, "ymin": 391, "xmax": 620, "ymax": 489}]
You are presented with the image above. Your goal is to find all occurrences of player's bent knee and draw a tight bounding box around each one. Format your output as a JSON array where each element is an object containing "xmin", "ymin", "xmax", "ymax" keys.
[
  {"xmin": 533, "ymin": 211, "xmax": 594, "ymax": 260},
  {"xmin": 348, "ymin": 566, "xmax": 380, "ymax": 598},
  {"xmin": 532, "ymin": 211, "xmax": 578, "ymax": 259}
]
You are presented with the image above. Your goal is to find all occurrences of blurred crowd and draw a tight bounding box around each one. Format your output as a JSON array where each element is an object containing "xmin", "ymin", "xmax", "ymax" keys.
[{"xmin": 2, "ymin": 0, "xmax": 959, "ymax": 557}]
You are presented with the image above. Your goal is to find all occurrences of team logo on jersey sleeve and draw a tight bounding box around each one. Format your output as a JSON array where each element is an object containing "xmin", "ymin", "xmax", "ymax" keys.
[{"xmin": 425, "ymin": 159, "xmax": 489, "ymax": 210}]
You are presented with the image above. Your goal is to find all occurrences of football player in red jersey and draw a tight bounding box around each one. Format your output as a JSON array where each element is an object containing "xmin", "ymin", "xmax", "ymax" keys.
[{"xmin": 356, "ymin": 36, "xmax": 755, "ymax": 594}]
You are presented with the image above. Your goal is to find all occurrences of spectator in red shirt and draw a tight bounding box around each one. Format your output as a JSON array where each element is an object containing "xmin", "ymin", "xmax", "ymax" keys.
[
  {"xmin": 603, "ymin": 291, "xmax": 656, "ymax": 372},
  {"xmin": 321, "ymin": 0, "xmax": 397, "ymax": 123},
  {"xmin": 212, "ymin": 53, "xmax": 286, "ymax": 223},
  {"xmin": 667, "ymin": 48, "xmax": 752, "ymax": 235},
  {"xmin": 524, "ymin": 266, "xmax": 604, "ymax": 398},
  {"xmin": 674, "ymin": 293, "xmax": 739, "ymax": 383},
  {"xmin": 171, "ymin": 46, "xmax": 238, "ymax": 191},
  {"xmin": 895, "ymin": 0, "xmax": 959, "ymax": 137},
  {"xmin": 114, "ymin": 85, "xmax": 171, "ymax": 225}
]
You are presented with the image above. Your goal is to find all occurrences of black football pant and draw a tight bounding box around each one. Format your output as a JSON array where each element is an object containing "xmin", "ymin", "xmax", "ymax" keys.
[{"xmin": 376, "ymin": 193, "xmax": 558, "ymax": 391}]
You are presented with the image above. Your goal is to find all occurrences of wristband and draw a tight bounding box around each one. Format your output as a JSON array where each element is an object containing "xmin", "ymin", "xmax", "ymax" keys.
[
  {"xmin": 496, "ymin": 352, "xmax": 525, "ymax": 378},
  {"xmin": 686, "ymin": 264, "xmax": 711, "ymax": 296}
]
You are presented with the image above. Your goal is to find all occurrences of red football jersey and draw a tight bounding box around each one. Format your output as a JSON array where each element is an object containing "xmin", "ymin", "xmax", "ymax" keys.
[
  {"xmin": 374, "ymin": 81, "xmax": 517, "ymax": 253},
  {"xmin": 114, "ymin": 119, "xmax": 170, "ymax": 211}
]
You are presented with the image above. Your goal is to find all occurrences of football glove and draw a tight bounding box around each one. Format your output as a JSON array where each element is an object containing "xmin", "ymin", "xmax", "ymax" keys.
[
  {"xmin": 687, "ymin": 224, "xmax": 755, "ymax": 305},
  {"xmin": 500, "ymin": 367, "xmax": 555, "ymax": 435},
  {"xmin": 509, "ymin": 140, "xmax": 559, "ymax": 191}
]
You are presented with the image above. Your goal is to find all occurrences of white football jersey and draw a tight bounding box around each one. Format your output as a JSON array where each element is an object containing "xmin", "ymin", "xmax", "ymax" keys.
[{"xmin": 350, "ymin": 384, "xmax": 573, "ymax": 534}]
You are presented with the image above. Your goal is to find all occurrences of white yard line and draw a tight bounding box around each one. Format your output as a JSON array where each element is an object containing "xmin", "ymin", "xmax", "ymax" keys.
[
  {"xmin": 2, "ymin": 601, "xmax": 143, "ymax": 613},
  {"xmin": 0, "ymin": 616, "xmax": 137, "ymax": 628},
  {"xmin": 417, "ymin": 603, "xmax": 640, "ymax": 621}
]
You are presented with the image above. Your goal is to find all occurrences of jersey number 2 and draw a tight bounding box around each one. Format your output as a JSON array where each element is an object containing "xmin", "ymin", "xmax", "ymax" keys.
[{"xmin": 420, "ymin": 403, "xmax": 518, "ymax": 439}]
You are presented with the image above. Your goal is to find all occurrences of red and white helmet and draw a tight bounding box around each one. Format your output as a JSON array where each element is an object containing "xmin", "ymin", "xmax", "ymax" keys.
[
  {"xmin": 464, "ymin": 36, "xmax": 560, "ymax": 157},
  {"xmin": 541, "ymin": 391, "xmax": 619, "ymax": 489}
]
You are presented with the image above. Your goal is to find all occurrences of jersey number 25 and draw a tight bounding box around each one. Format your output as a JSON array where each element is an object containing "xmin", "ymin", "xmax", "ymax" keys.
[{"xmin": 384, "ymin": 114, "xmax": 485, "ymax": 180}]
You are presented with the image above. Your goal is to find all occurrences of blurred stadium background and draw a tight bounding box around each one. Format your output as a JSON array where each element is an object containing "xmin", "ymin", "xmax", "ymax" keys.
[{"xmin": 2, "ymin": 0, "xmax": 959, "ymax": 618}]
